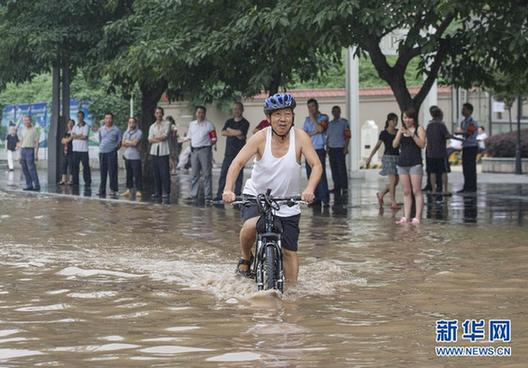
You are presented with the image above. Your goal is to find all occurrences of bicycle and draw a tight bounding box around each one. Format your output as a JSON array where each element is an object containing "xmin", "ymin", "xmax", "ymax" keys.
[{"xmin": 232, "ymin": 189, "xmax": 301, "ymax": 293}]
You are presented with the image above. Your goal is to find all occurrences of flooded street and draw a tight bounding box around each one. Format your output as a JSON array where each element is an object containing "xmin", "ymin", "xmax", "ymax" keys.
[{"xmin": 0, "ymin": 173, "xmax": 527, "ymax": 367}]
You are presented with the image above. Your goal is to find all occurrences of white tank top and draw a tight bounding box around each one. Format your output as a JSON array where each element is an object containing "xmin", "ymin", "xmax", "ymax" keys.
[{"xmin": 243, "ymin": 127, "xmax": 301, "ymax": 217}]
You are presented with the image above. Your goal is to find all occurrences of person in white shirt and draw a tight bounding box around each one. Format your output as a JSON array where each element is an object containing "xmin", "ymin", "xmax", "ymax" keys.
[
  {"xmin": 71, "ymin": 111, "xmax": 92, "ymax": 186},
  {"xmin": 148, "ymin": 106, "xmax": 171, "ymax": 199},
  {"xmin": 5, "ymin": 124, "xmax": 18, "ymax": 172},
  {"xmin": 18, "ymin": 115, "xmax": 40, "ymax": 191},
  {"xmin": 186, "ymin": 105, "xmax": 217, "ymax": 201},
  {"xmin": 477, "ymin": 127, "xmax": 488, "ymax": 153}
]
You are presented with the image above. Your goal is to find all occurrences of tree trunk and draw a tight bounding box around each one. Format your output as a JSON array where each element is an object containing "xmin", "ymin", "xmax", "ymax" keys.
[
  {"xmin": 268, "ymin": 70, "xmax": 281, "ymax": 96},
  {"xmin": 366, "ymin": 36, "xmax": 449, "ymax": 116},
  {"xmin": 367, "ymin": 44, "xmax": 417, "ymax": 112},
  {"xmin": 388, "ymin": 79, "xmax": 415, "ymax": 111},
  {"xmin": 139, "ymin": 80, "xmax": 167, "ymax": 187},
  {"xmin": 509, "ymin": 106, "xmax": 513, "ymax": 132}
]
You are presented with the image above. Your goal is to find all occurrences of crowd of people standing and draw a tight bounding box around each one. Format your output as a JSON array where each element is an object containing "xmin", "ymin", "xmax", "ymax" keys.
[
  {"xmin": 366, "ymin": 103, "xmax": 481, "ymax": 224},
  {"xmin": 4, "ymin": 98, "xmax": 484, "ymax": 223}
]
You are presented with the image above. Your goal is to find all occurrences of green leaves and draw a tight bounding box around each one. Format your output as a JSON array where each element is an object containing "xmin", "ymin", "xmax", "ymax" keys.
[
  {"xmin": 0, "ymin": 0, "xmax": 120, "ymax": 86},
  {"xmin": 2, "ymin": 0, "xmax": 526, "ymax": 113}
]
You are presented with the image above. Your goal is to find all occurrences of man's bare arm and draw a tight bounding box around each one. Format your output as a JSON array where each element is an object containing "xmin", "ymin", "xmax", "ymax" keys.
[{"xmin": 298, "ymin": 129, "xmax": 322, "ymax": 200}]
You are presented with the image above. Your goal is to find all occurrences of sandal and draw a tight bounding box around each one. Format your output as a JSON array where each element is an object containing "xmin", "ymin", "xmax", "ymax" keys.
[
  {"xmin": 411, "ymin": 218, "xmax": 421, "ymax": 225},
  {"xmin": 395, "ymin": 217, "xmax": 408, "ymax": 224},
  {"xmin": 236, "ymin": 255, "xmax": 254, "ymax": 278},
  {"xmin": 376, "ymin": 192, "xmax": 384, "ymax": 208}
]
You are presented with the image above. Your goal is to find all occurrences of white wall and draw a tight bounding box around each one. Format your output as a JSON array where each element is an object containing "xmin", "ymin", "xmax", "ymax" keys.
[{"xmin": 160, "ymin": 89, "xmax": 453, "ymax": 165}]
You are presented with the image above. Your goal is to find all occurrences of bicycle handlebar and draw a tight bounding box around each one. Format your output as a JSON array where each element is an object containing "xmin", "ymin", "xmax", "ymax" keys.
[
  {"xmin": 234, "ymin": 195, "xmax": 302, "ymax": 202},
  {"xmin": 210, "ymin": 195, "xmax": 304, "ymax": 206},
  {"xmin": 232, "ymin": 195, "xmax": 303, "ymax": 207}
]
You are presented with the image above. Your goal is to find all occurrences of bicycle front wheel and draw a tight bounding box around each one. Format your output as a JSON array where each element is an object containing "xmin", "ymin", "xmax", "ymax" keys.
[{"xmin": 264, "ymin": 244, "xmax": 277, "ymax": 290}]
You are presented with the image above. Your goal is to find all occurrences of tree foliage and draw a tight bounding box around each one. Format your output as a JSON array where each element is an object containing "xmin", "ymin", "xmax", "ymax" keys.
[
  {"xmin": 93, "ymin": 0, "xmax": 338, "ymax": 104},
  {"xmin": 0, "ymin": 0, "xmax": 121, "ymax": 86},
  {"xmin": 292, "ymin": 0, "xmax": 527, "ymax": 111},
  {"xmin": 2, "ymin": 0, "xmax": 527, "ymax": 120},
  {"xmin": 291, "ymin": 52, "xmax": 424, "ymax": 89},
  {"xmin": 442, "ymin": 0, "xmax": 528, "ymax": 94}
]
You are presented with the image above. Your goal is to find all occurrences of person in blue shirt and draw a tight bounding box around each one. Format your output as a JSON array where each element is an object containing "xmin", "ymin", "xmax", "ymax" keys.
[
  {"xmin": 97, "ymin": 112, "xmax": 121, "ymax": 197},
  {"xmin": 455, "ymin": 103, "xmax": 479, "ymax": 193},
  {"xmin": 326, "ymin": 105, "xmax": 350, "ymax": 203},
  {"xmin": 303, "ymin": 98, "xmax": 330, "ymax": 206}
]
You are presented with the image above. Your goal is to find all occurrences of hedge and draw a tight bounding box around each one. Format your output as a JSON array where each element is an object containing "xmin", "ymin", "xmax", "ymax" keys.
[{"xmin": 486, "ymin": 129, "xmax": 528, "ymax": 158}]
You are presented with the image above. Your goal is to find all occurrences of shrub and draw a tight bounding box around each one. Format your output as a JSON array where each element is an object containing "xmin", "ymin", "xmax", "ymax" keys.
[{"xmin": 486, "ymin": 129, "xmax": 528, "ymax": 158}]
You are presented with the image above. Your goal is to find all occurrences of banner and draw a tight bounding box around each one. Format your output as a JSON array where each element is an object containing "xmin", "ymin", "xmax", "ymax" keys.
[{"xmin": 0, "ymin": 100, "xmax": 93, "ymax": 149}]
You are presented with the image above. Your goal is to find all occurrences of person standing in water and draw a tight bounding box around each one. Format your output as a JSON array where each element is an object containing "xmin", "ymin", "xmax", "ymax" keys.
[
  {"xmin": 223, "ymin": 93, "xmax": 322, "ymax": 283},
  {"xmin": 122, "ymin": 117, "xmax": 143, "ymax": 198},
  {"xmin": 18, "ymin": 115, "xmax": 40, "ymax": 191},
  {"xmin": 392, "ymin": 107, "xmax": 426, "ymax": 224},
  {"xmin": 366, "ymin": 113, "xmax": 401, "ymax": 210}
]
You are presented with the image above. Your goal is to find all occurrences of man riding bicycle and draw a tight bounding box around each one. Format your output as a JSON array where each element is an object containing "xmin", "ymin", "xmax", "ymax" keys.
[{"xmin": 222, "ymin": 93, "xmax": 322, "ymax": 283}]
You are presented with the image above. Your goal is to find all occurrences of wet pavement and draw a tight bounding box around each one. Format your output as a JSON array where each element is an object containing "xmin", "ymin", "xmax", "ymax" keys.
[
  {"xmin": 0, "ymin": 166, "xmax": 527, "ymax": 367},
  {"xmin": 2, "ymin": 166, "xmax": 528, "ymax": 224}
]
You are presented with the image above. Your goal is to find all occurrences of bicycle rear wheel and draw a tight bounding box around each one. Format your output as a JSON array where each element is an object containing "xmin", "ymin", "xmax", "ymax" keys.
[{"xmin": 264, "ymin": 244, "xmax": 277, "ymax": 290}]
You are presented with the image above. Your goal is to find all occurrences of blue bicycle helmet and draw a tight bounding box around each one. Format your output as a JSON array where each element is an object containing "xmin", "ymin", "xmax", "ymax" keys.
[{"xmin": 263, "ymin": 93, "xmax": 296, "ymax": 114}]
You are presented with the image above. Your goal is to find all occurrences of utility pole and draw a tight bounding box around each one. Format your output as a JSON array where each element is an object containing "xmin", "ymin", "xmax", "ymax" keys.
[
  {"xmin": 515, "ymin": 96, "xmax": 523, "ymax": 175},
  {"xmin": 130, "ymin": 93, "xmax": 134, "ymax": 117},
  {"xmin": 345, "ymin": 46, "xmax": 362, "ymax": 178}
]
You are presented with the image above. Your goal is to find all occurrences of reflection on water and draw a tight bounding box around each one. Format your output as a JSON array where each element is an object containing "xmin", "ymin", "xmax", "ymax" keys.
[{"xmin": 0, "ymin": 186, "xmax": 527, "ymax": 367}]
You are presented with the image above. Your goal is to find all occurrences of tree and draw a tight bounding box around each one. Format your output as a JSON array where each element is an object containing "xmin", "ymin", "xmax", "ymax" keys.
[
  {"xmin": 96, "ymin": 0, "xmax": 339, "ymax": 103},
  {"xmin": 441, "ymin": 1, "xmax": 528, "ymax": 91},
  {"xmin": 89, "ymin": 0, "xmax": 171, "ymax": 175},
  {"xmin": 489, "ymin": 71, "xmax": 525, "ymax": 133},
  {"xmin": 90, "ymin": 0, "xmax": 339, "ymax": 179},
  {"xmin": 0, "ymin": 0, "xmax": 133, "ymax": 125},
  {"xmin": 291, "ymin": 0, "xmax": 527, "ymax": 113},
  {"xmin": 441, "ymin": 0, "xmax": 527, "ymax": 173},
  {"xmin": 0, "ymin": 0, "xmax": 132, "ymax": 181},
  {"xmin": 0, "ymin": 1, "xmax": 121, "ymax": 85},
  {"xmin": 187, "ymin": 0, "xmax": 339, "ymax": 97}
]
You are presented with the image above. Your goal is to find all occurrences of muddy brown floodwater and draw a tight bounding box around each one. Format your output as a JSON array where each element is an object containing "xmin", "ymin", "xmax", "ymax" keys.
[{"xmin": 0, "ymin": 188, "xmax": 527, "ymax": 367}]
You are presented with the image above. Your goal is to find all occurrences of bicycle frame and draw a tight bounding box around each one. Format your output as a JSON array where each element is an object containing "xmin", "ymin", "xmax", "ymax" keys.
[
  {"xmin": 254, "ymin": 200, "xmax": 284, "ymax": 292},
  {"xmin": 234, "ymin": 190, "xmax": 301, "ymax": 292}
]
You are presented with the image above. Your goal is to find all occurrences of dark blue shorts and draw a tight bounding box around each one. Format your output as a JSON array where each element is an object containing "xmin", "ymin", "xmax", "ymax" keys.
[{"xmin": 241, "ymin": 202, "xmax": 300, "ymax": 252}]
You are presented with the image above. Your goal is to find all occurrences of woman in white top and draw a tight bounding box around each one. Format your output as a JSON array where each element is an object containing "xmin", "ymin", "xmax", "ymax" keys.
[
  {"xmin": 223, "ymin": 93, "xmax": 322, "ymax": 283},
  {"xmin": 148, "ymin": 106, "xmax": 171, "ymax": 199}
]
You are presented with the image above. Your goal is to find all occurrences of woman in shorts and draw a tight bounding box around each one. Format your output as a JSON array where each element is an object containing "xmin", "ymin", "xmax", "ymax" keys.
[
  {"xmin": 392, "ymin": 107, "xmax": 426, "ymax": 224},
  {"xmin": 366, "ymin": 113, "xmax": 400, "ymax": 209}
]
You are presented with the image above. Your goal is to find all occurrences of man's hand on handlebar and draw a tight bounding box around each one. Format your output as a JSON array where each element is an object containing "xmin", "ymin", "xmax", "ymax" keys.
[
  {"xmin": 301, "ymin": 190, "xmax": 315, "ymax": 203},
  {"xmin": 222, "ymin": 190, "xmax": 236, "ymax": 204}
]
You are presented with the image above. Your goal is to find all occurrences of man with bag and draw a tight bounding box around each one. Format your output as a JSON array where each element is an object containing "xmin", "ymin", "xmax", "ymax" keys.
[{"xmin": 186, "ymin": 105, "xmax": 217, "ymax": 201}]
